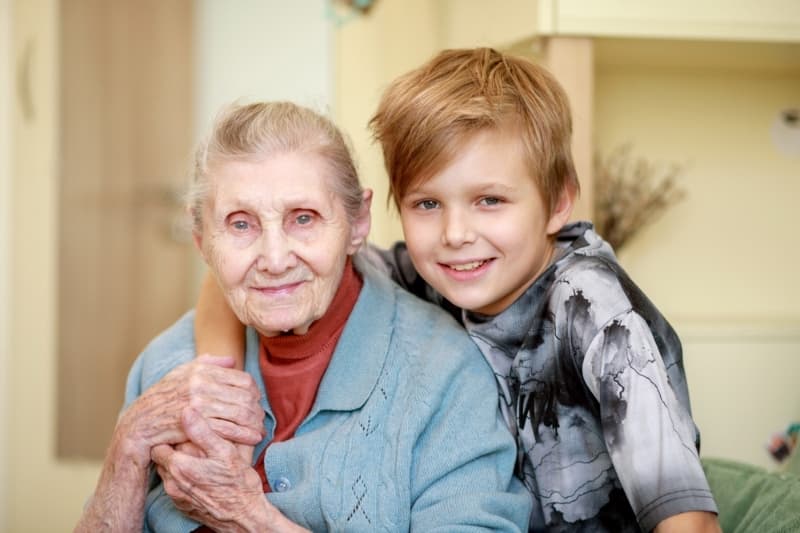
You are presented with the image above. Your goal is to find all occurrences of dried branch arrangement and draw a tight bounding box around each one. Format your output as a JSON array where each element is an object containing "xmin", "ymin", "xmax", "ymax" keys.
[{"xmin": 593, "ymin": 144, "xmax": 686, "ymax": 251}]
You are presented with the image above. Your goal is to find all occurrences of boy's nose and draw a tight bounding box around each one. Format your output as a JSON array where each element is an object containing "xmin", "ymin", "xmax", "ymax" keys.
[
  {"xmin": 255, "ymin": 226, "xmax": 296, "ymax": 274},
  {"xmin": 441, "ymin": 209, "xmax": 476, "ymax": 247}
]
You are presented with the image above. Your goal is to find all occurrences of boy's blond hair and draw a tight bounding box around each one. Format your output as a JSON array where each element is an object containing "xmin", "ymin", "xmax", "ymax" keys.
[{"xmin": 369, "ymin": 47, "xmax": 579, "ymax": 214}]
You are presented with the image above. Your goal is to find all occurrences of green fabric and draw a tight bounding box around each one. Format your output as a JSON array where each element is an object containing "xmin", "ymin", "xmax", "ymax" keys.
[{"xmin": 702, "ymin": 457, "xmax": 800, "ymax": 533}]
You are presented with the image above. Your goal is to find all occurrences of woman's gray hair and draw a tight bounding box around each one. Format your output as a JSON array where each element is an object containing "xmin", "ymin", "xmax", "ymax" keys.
[{"xmin": 188, "ymin": 101, "xmax": 364, "ymax": 232}]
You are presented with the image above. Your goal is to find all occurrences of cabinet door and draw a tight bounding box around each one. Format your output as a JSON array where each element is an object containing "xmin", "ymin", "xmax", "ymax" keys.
[
  {"xmin": 57, "ymin": 0, "xmax": 195, "ymax": 459},
  {"xmin": 539, "ymin": 0, "xmax": 800, "ymax": 42}
]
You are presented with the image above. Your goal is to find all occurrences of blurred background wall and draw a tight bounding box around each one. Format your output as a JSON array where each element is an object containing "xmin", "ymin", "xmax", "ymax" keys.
[
  {"xmin": 1, "ymin": 0, "xmax": 11, "ymax": 527},
  {"xmin": 2, "ymin": 0, "xmax": 799, "ymax": 530}
]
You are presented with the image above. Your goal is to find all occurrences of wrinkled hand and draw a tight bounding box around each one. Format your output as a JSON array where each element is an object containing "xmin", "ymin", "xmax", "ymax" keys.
[
  {"xmin": 172, "ymin": 440, "xmax": 255, "ymax": 467},
  {"xmin": 116, "ymin": 354, "xmax": 264, "ymax": 468},
  {"xmin": 152, "ymin": 407, "xmax": 275, "ymax": 532}
]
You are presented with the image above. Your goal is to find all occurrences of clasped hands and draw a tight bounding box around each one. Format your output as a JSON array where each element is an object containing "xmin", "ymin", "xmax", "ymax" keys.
[{"xmin": 120, "ymin": 355, "xmax": 270, "ymax": 531}]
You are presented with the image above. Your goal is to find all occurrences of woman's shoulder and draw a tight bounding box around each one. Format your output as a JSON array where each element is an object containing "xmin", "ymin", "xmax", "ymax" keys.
[
  {"xmin": 126, "ymin": 311, "xmax": 196, "ymax": 397},
  {"xmin": 359, "ymin": 256, "xmax": 474, "ymax": 347},
  {"xmin": 365, "ymin": 263, "xmax": 493, "ymax": 384}
]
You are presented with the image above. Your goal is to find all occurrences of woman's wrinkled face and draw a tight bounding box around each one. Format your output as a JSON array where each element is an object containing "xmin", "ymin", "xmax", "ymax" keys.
[{"xmin": 195, "ymin": 152, "xmax": 366, "ymax": 337}]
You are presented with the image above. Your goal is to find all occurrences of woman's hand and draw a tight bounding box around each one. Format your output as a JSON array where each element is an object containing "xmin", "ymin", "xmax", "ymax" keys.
[
  {"xmin": 75, "ymin": 355, "xmax": 261, "ymax": 533},
  {"xmin": 116, "ymin": 355, "xmax": 264, "ymax": 468},
  {"xmin": 152, "ymin": 408, "xmax": 309, "ymax": 533}
]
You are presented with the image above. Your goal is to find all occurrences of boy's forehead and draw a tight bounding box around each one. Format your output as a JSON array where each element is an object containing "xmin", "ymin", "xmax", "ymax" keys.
[
  {"xmin": 401, "ymin": 130, "xmax": 484, "ymax": 194},
  {"xmin": 395, "ymin": 122, "xmax": 541, "ymax": 202},
  {"xmin": 400, "ymin": 133, "xmax": 549, "ymax": 205}
]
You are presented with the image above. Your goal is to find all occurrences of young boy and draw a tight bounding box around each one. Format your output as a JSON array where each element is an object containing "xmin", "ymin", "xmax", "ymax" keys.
[{"xmin": 194, "ymin": 48, "xmax": 720, "ymax": 532}]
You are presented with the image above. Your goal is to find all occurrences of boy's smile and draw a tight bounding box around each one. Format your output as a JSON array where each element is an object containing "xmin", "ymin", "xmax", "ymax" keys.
[{"xmin": 399, "ymin": 128, "xmax": 572, "ymax": 315}]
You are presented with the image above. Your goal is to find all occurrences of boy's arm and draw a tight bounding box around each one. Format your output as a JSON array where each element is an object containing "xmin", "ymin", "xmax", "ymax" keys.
[
  {"xmin": 586, "ymin": 311, "xmax": 719, "ymax": 531},
  {"xmin": 654, "ymin": 511, "xmax": 721, "ymax": 532},
  {"xmin": 195, "ymin": 271, "xmax": 246, "ymax": 370}
]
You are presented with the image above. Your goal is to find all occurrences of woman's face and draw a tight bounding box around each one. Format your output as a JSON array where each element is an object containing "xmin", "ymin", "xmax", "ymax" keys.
[{"xmin": 195, "ymin": 152, "xmax": 369, "ymax": 337}]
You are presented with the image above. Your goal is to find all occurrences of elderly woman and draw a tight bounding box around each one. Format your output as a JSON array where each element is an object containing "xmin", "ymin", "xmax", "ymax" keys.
[{"xmin": 76, "ymin": 102, "xmax": 530, "ymax": 532}]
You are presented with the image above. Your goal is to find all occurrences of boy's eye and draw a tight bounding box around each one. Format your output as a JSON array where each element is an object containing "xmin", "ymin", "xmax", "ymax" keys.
[
  {"xmin": 416, "ymin": 199, "xmax": 440, "ymax": 210},
  {"xmin": 479, "ymin": 196, "xmax": 502, "ymax": 206}
]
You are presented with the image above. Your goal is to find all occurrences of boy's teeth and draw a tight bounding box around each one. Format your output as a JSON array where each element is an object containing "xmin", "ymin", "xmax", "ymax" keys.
[{"xmin": 450, "ymin": 261, "xmax": 484, "ymax": 271}]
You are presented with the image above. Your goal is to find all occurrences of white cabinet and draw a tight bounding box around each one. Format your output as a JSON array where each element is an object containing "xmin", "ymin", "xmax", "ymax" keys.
[{"xmin": 537, "ymin": 0, "xmax": 800, "ymax": 42}]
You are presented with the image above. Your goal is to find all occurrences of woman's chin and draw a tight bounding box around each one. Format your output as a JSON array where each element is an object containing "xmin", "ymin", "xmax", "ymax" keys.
[{"xmin": 251, "ymin": 317, "xmax": 313, "ymax": 337}]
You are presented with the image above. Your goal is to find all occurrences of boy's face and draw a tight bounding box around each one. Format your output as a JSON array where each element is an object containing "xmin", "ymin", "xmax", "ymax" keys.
[{"xmin": 398, "ymin": 129, "xmax": 568, "ymax": 315}]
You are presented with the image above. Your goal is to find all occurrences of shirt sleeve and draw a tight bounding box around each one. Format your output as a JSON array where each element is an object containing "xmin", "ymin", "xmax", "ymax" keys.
[{"xmin": 582, "ymin": 310, "xmax": 718, "ymax": 530}]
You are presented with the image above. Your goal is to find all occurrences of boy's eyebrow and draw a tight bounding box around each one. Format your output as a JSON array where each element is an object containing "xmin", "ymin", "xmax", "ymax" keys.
[
  {"xmin": 475, "ymin": 182, "xmax": 515, "ymax": 194},
  {"xmin": 402, "ymin": 183, "xmax": 431, "ymax": 197},
  {"xmin": 403, "ymin": 181, "xmax": 518, "ymax": 200}
]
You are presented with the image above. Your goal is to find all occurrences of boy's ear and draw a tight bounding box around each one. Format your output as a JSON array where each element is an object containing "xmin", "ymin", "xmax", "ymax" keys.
[
  {"xmin": 348, "ymin": 189, "xmax": 373, "ymax": 253},
  {"xmin": 546, "ymin": 183, "xmax": 577, "ymax": 236}
]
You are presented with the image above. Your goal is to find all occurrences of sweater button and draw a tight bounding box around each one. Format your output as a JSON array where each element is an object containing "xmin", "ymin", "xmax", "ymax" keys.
[{"xmin": 274, "ymin": 477, "xmax": 291, "ymax": 492}]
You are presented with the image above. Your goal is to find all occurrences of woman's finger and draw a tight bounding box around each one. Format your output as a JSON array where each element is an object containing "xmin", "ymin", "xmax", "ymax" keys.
[{"xmin": 181, "ymin": 407, "xmax": 232, "ymax": 459}]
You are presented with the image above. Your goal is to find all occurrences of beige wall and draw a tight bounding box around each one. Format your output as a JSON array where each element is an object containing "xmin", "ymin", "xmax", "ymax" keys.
[
  {"xmin": 193, "ymin": 0, "xmax": 332, "ymax": 133},
  {"xmin": 9, "ymin": 1, "xmax": 104, "ymax": 531},
  {"xmin": 1, "ymin": 0, "xmax": 11, "ymax": 528},
  {"xmin": 597, "ymin": 56, "xmax": 800, "ymax": 320},
  {"xmin": 595, "ymin": 39, "xmax": 800, "ymax": 468}
]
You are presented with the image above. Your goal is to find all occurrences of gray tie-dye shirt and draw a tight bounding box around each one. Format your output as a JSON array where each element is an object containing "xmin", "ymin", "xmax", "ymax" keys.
[{"xmin": 372, "ymin": 222, "xmax": 717, "ymax": 532}]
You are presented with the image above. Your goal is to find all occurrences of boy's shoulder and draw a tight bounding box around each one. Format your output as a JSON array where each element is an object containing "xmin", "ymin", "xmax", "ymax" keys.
[
  {"xmin": 553, "ymin": 248, "xmax": 627, "ymax": 296},
  {"xmin": 545, "ymin": 223, "xmax": 661, "ymax": 326},
  {"xmin": 550, "ymin": 239, "xmax": 631, "ymax": 303},
  {"xmin": 544, "ymin": 224, "xmax": 681, "ymax": 352}
]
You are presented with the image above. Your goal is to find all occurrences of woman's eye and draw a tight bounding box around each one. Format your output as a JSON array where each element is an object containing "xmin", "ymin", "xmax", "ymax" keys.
[
  {"xmin": 231, "ymin": 220, "xmax": 249, "ymax": 231},
  {"xmin": 296, "ymin": 213, "xmax": 312, "ymax": 225},
  {"xmin": 417, "ymin": 199, "xmax": 439, "ymax": 210},
  {"xmin": 479, "ymin": 196, "xmax": 502, "ymax": 206}
]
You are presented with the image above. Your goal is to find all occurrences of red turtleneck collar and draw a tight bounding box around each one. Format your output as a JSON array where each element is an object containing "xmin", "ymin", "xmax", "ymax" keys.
[{"xmin": 252, "ymin": 258, "xmax": 362, "ymax": 494}]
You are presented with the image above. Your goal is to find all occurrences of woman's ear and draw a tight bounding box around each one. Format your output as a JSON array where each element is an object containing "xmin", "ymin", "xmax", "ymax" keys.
[
  {"xmin": 348, "ymin": 189, "xmax": 373, "ymax": 252},
  {"xmin": 188, "ymin": 205, "xmax": 213, "ymax": 267},
  {"xmin": 546, "ymin": 182, "xmax": 577, "ymax": 236},
  {"xmin": 189, "ymin": 205, "xmax": 204, "ymax": 250},
  {"xmin": 192, "ymin": 229, "xmax": 204, "ymax": 254}
]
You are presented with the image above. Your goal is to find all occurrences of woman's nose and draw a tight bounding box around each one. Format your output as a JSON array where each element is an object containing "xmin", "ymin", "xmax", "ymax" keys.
[
  {"xmin": 441, "ymin": 208, "xmax": 476, "ymax": 248},
  {"xmin": 255, "ymin": 226, "xmax": 296, "ymax": 273}
]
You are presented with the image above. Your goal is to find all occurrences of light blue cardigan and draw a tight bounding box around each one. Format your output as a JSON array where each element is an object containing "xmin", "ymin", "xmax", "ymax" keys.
[{"xmin": 125, "ymin": 258, "xmax": 531, "ymax": 532}]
